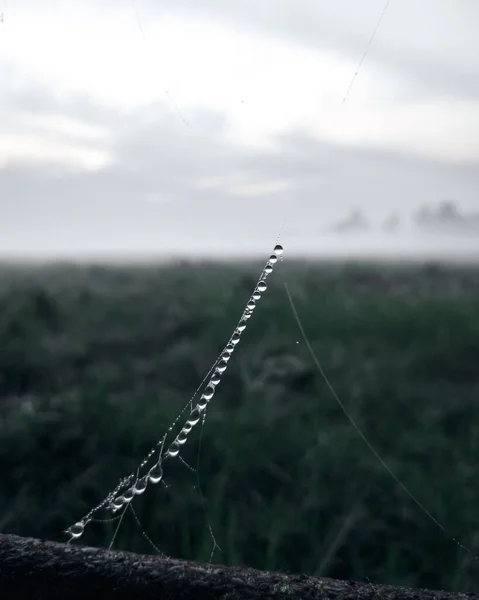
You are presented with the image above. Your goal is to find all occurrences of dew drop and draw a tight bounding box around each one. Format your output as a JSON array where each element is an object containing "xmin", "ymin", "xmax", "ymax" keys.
[
  {"xmin": 231, "ymin": 332, "xmax": 240, "ymax": 345},
  {"xmin": 67, "ymin": 521, "xmax": 85, "ymax": 539},
  {"xmin": 134, "ymin": 476, "xmax": 148, "ymax": 495},
  {"xmin": 177, "ymin": 429, "xmax": 188, "ymax": 444},
  {"xmin": 183, "ymin": 421, "xmax": 193, "ymax": 433},
  {"xmin": 203, "ymin": 385, "xmax": 215, "ymax": 400},
  {"xmin": 237, "ymin": 319, "xmax": 247, "ymax": 332},
  {"xmin": 110, "ymin": 496, "xmax": 126, "ymax": 511},
  {"xmin": 273, "ymin": 244, "xmax": 283, "ymax": 256},
  {"xmin": 211, "ymin": 371, "xmax": 221, "ymax": 385},
  {"xmin": 257, "ymin": 280, "xmax": 267, "ymax": 293},
  {"xmin": 168, "ymin": 441, "xmax": 180, "ymax": 457},
  {"xmin": 269, "ymin": 254, "xmax": 278, "ymax": 264},
  {"xmin": 198, "ymin": 395, "xmax": 208, "ymax": 410},
  {"xmin": 247, "ymin": 300, "xmax": 256, "ymax": 310},
  {"xmin": 221, "ymin": 351, "xmax": 231, "ymax": 362},
  {"xmin": 216, "ymin": 360, "xmax": 228, "ymax": 373},
  {"xmin": 226, "ymin": 342, "xmax": 235, "ymax": 353},
  {"xmin": 265, "ymin": 264, "xmax": 273, "ymax": 274},
  {"xmin": 243, "ymin": 311, "xmax": 252, "ymax": 320},
  {"xmin": 252, "ymin": 291, "xmax": 261, "ymax": 301},
  {"xmin": 122, "ymin": 487, "xmax": 135, "ymax": 502},
  {"xmin": 148, "ymin": 461, "xmax": 163, "ymax": 484},
  {"xmin": 188, "ymin": 407, "xmax": 201, "ymax": 426}
]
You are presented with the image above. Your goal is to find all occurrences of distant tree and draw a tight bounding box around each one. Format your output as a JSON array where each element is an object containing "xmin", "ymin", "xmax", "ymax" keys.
[
  {"xmin": 414, "ymin": 200, "xmax": 473, "ymax": 233},
  {"xmin": 436, "ymin": 200, "xmax": 463, "ymax": 223},
  {"xmin": 332, "ymin": 208, "xmax": 370, "ymax": 233},
  {"xmin": 382, "ymin": 213, "xmax": 400, "ymax": 232}
]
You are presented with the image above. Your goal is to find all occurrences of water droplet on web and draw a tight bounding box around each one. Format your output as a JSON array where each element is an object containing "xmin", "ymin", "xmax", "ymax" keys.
[
  {"xmin": 252, "ymin": 291, "xmax": 261, "ymax": 301},
  {"xmin": 265, "ymin": 264, "xmax": 273, "ymax": 274},
  {"xmin": 122, "ymin": 487, "xmax": 135, "ymax": 502},
  {"xmin": 177, "ymin": 429, "xmax": 188, "ymax": 444},
  {"xmin": 67, "ymin": 521, "xmax": 85, "ymax": 538},
  {"xmin": 231, "ymin": 332, "xmax": 241, "ymax": 345},
  {"xmin": 110, "ymin": 496, "xmax": 126, "ymax": 511},
  {"xmin": 216, "ymin": 359, "xmax": 227, "ymax": 373},
  {"xmin": 257, "ymin": 281, "xmax": 267, "ymax": 293},
  {"xmin": 269, "ymin": 254, "xmax": 278, "ymax": 264},
  {"xmin": 198, "ymin": 395, "xmax": 208, "ymax": 410},
  {"xmin": 221, "ymin": 352, "xmax": 231, "ymax": 362},
  {"xmin": 168, "ymin": 441, "xmax": 180, "ymax": 457},
  {"xmin": 134, "ymin": 476, "xmax": 148, "ymax": 495},
  {"xmin": 188, "ymin": 407, "xmax": 201, "ymax": 426},
  {"xmin": 237, "ymin": 319, "xmax": 247, "ymax": 332},
  {"xmin": 226, "ymin": 342, "xmax": 235, "ymax": 353},
  {"xmin": 247, "ymin": 300, "xmax": 256, "ymax": 310},
  {"xmin": 211, "ymin": 371, "xmax": 221, "ymax": 385},
  {"xmin": 148, "ymin": 461, "xmax": 163, "ymax": 484},
  {"xmin": 273, "ymin": 244, "xmax": 283, "ymax": 256},
  {"xmin": 203, "ymin": 385, "xmax": 215, "ymax": 400}
]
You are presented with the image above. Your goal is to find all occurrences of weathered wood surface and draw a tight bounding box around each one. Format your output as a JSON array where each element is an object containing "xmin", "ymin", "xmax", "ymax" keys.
[{"xmin": 0, "ymin": 533, "xmax": 476, "ymax": 600}]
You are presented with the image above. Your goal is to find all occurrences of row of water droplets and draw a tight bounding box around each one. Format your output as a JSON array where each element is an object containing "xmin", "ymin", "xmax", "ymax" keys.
[{"xmin": 65, "ymin": 243, "xmax": 283, "ymax": 542}]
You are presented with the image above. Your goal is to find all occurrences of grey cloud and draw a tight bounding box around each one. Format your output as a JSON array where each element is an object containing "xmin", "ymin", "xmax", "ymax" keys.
[
  {"xmin": 138, "ymin": 0, "xmax": 479, "ymax": 101},
  {"xmin": 3, "ymin": 80, "xmax": 128, "ymax": 130},
  {"xmin": 1, "ymin": 88, "xmax": 478, "ymax": 258}
]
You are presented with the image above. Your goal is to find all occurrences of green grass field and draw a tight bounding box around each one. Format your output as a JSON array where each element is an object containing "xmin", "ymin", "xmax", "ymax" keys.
[{"xmin": 1, "ymin": 258, "xmax": 479, "ymax": 593}]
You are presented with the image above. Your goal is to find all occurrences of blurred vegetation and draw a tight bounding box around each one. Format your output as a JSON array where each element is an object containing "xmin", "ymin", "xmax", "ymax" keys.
[{"xmin": 1, "ymin": 258, "xmax": 479, "ymax": 593}]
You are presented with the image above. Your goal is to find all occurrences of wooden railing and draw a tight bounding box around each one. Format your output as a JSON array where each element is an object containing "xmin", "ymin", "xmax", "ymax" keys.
[{"xmin": 0, "ymin": 533, "xmax": 476, "ymax": 600}]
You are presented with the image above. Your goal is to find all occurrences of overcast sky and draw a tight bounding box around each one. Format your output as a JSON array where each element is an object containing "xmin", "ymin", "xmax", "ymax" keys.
[{"xmin": 1, "ymin": 0, "xmax": 478, "ymax": 260}]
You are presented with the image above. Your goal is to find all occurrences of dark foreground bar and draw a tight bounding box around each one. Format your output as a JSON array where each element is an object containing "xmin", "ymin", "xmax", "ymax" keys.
[{"xmin": 0, "ymin": 533, "xmax": 477, "ymax": 600}]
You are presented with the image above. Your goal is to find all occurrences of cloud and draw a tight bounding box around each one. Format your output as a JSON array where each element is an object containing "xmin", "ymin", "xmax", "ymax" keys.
[
  {"xmin": 1, "ymin": 86, "xmax": 478, "ymax": 258},
  {"xmin": 1, "ymin": 0, "xmax": 478, "ymax": 258},
  {"xmin": 137, "ymin": 0, "xmax": 479, "ymax": 101},
  {"xmin": 3, "ymin": 1, "xmax": 478, "ymax": 170}
]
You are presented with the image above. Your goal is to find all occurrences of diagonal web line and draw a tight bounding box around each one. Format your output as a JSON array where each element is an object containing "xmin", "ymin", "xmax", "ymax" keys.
[{"xmin": 284, "ymin": 280, "xmax": 478, "ymax": 560}]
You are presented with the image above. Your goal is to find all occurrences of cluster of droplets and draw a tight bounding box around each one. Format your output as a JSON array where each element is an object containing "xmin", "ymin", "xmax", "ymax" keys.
[{"xmin": 65, "ymin": 244, "xmax": 283, "ymax": 542}]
